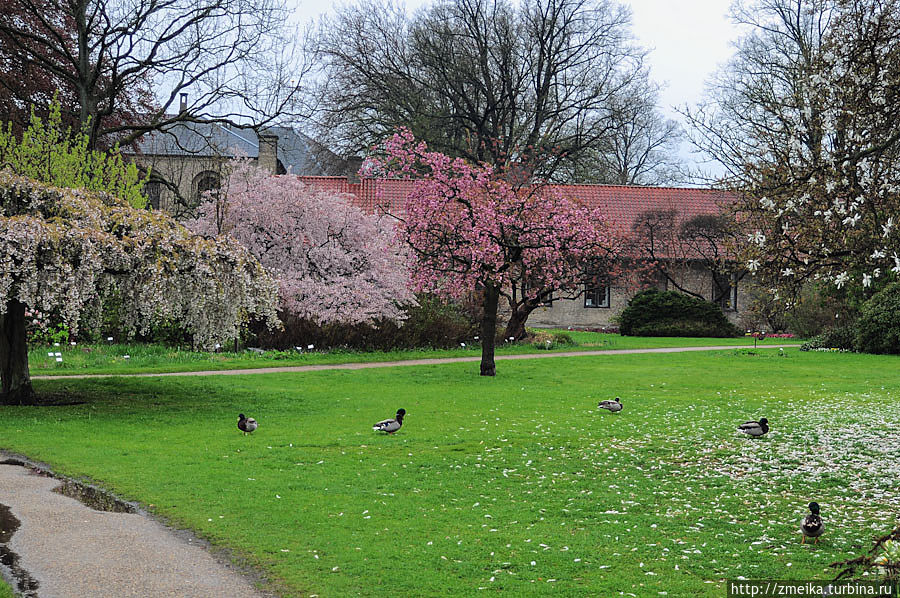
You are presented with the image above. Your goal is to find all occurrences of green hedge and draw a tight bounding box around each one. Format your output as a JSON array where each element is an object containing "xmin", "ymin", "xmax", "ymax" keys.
[
  {"xmin": 619, "ymin": 289, "xmax": 741, "ymax": 337},
  {"xmin": 855, "ymin": 281, "xmax": 900, "ymax": 354}
]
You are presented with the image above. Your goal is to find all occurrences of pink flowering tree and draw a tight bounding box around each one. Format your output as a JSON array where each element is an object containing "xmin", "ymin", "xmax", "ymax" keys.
[
  {"xmin": 0, "ymin": 172, "xmax": 280, "ymax": 405},
  {"xmin": 364, "ymin": 129, "xmax": 620, "ymax": 376},
  {"xmin": 188, "ymin": 161, "xmax": 414, "ymax": 326}
]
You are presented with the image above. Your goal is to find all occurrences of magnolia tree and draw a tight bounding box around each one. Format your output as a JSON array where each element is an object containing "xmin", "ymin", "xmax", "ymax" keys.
[
  {"xmin": 188, "ymin": 161, "xmax": 414, "ymax": 325},
  {"xmin": 364, "ymin": 130, "xmax": 619, "ymax": 376},
  {"xmin": 0, "ymin": 172, "xmax": 279, "ymax": 405},
  {"xmin": 687, "ymin": 0, "xmax": 900, "ymax": 304}
]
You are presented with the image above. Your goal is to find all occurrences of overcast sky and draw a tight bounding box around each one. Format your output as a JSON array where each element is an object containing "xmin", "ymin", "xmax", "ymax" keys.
[{"xmin": 290, "ymin": 0, "xmax": 744, "ymax": 177}]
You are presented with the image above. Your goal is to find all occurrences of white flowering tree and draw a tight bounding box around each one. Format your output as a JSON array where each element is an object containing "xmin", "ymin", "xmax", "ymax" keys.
[
  {"xmin": 188, "ymin": 161, "xmax": 415, "ymax": 326},
  {"xmin": 686, "ymin": 0, "xmax": 900, "ymax": 304},
  {"xmin": 0, "ymin": 172, "xmax": 279, "ymax": 405}
]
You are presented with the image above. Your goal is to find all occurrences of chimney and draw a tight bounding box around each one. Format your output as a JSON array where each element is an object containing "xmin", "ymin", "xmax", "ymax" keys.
[
  {"xmin": 179, "ymin": 93, "xmax": 187, "ymax": 113},
  {"xmin": 258, "ymin": 133, "xmax": 279, "ymax": 174}
]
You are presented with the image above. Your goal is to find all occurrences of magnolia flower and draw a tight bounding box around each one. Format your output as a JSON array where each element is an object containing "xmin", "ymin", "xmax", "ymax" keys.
[
  {"xmin": 871, "ymin": 249, "xmax": 886, "ymax": 259},
  {"xmin": 747, "ymin": 259, "xmax": 761, "ymax": 273},
  {"xmin": 883, "ymin": 217, "xmax": 895, "ymax": 237},
  {"xmin": 781, "ymin": 268, "xmax": 794, "ymax": 277},
  {"xmin": 834, "ymin": 271, "xmax": 850, "ymax": 289},
  {"xmin": 748, "ymin": 231, "xmax": 765, "ymax": 246},
  {"xmin": 842, "ymin": 214, "xmax": 861, "ymax": 226},
  {"xmin": 863, "ymin": 273, "xmax": 873, "ymax": 287}
]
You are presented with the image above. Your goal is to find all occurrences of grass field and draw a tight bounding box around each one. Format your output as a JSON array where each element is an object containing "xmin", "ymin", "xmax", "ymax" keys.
[
  {"xmin": 4, "ymin": 346, "xmax": 896, "ymax": 597},
  {"xmin": 27, "ymin": 331, "xmax": 792, "ymax": 376}
]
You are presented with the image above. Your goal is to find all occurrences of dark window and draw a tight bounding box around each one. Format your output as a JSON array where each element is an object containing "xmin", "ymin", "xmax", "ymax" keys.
[
  {"xmin": 584, "ymin": 280, "xmax": 610, "ymax": 308},
  {"xmin": 715, "ymin": 273, "xmax": 738, "ymax": 311},
  {"xmin": 143, "ymin": 180, "xmax": 162, "ymax": 210},
  {"xmin": 194, "ymin": 171, "xmax": 221, "ymax": 203}
]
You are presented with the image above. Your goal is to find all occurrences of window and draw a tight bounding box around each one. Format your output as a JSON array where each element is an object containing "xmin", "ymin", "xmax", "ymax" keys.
[
  {"xmin": 143, "ymin": 180, "xmax": 162, "ymax": 210},
  {"xmin": 714, "ymin": 273, "xmax": 738, "ymax": 311},
  {"xmin": 584, "ymin": 280, "xmax": 610, "ymax": 308},
  {"xmin": 194, "ymin": 171, "xmax": 221, "ymax": 204}
]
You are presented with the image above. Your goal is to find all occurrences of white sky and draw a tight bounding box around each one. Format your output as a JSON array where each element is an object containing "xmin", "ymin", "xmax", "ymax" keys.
[{"xmin": 290, "ymin": 0, "xmax": 743, "ymax": 176}]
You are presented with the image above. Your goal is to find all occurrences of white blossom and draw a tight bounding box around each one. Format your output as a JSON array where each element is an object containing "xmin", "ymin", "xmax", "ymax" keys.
[{"xmin": 834, "ymin": 271, "xmax": 850, "ymax": 289}]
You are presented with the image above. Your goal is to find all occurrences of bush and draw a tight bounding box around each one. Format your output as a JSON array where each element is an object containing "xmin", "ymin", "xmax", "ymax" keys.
[
  {"xmin": 527, "ymin": 330, "xmax": 575, "ymax": 350},
  {"xmin": 800, "ymin": 323, "xmax": 857, "ymax": 351},
  {"xmin": 618, "ymin": 289, "xmax": 742, "ymax": 337},
  {"xmin": 784, "ymin": 283, "xmax": 855, "ymax": 337},
  {"xmin": 855, "ymin": 281, "xmax": 900, "ymax": 354}
]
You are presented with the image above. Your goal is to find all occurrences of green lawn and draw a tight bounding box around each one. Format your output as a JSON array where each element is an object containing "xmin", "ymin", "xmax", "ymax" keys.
[
  {"xmin": 28, "ymin": 331, "xmax": 795, "ymax": 376},
  {"xmin": 5, "ymin": 347, "xmax": 894, "ymax": 597}
]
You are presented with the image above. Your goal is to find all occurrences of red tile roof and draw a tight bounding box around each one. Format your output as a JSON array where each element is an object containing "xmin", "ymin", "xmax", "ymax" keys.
[{"xmin": 297, "ymin": 177, "xmax": 737, "ymax": 238}]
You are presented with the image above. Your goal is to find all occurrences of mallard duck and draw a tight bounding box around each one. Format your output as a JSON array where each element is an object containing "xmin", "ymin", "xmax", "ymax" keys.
[
  {"xmin": 801, "ymin": 502, "xmax": 825, "ymax": 544},
  {"xmin": 238, "ymin": 413, "xmax": 258, "ymax": 435},
  {"xmin": 598, "ymin": 397, "xmax": 623, "ymax": 413},
  {"xmin": 373, "ymin": 408, "xmax": 405, "ymax": 434},
  {"xmin": 738, "ymin": 417, "xmax": 769, "ymax": 437}
]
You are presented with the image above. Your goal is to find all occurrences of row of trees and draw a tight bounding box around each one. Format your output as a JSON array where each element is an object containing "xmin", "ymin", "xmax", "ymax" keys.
[
  {"xmin": 6, "ymin": 0, "xmax": 900, "ymax": 400},
  {"xmin": 0, "ymin": 0, "xmax": 684, "ymax": 186}
]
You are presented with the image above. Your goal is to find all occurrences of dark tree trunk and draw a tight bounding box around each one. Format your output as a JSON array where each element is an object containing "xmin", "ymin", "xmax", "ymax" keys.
[
  {"xmin": 479, "ymin": 284, "xmax": 501, "ymax": 376},
  {"xmin": 0, "ymin": 299, "xmax": 34, "ymax": 405},
  {"xmin": 503, "ymin": 302, "xmax": 535, "ymax": 341}
]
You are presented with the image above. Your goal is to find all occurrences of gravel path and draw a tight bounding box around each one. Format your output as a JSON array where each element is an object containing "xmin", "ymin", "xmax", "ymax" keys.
[
  {"xmin": 0, "ymin": 464, "xmax": 271, "ymax": 598},
  {"xmin": 33, "ymin": 344, "xmax": 801, "ymax": 380}
]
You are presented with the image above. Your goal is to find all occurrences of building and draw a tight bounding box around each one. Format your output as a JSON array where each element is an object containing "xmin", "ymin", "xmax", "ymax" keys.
[
  {"xmin": 125, "ymin": 109, "xmax": 746, "ymax": 329},
  {"xmin": 125, "ymin": 102, "xmax": 354, "ymax": 213},
  {"xmin": 295, "ymin": 176, "xmax": 747, "ymax": 329}
]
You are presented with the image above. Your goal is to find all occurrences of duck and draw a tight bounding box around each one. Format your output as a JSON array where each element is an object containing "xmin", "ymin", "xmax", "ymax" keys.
[
  {"xmin": 801, "ymin": 502, "xmax": 825, "ymax": 544},
  {"xmin": 597, "ymin": 397, "xmax": 623, "ymax": 413},
  {"xmin": 373, "ymin": 408, "xmax": 405, "ymax": 434},
  {"xmin": 238, "ymin": 413, "xmax": 258, "ymax": 435},
  {"xmin": 738, "ymin": 417, "xmax": 769, "ymax": 437}
]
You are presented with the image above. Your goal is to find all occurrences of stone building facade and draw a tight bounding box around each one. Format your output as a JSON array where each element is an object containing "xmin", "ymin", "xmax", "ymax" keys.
[{"xmin": 124, "ymin": 108, "xmax": 353, "ymax": 214}]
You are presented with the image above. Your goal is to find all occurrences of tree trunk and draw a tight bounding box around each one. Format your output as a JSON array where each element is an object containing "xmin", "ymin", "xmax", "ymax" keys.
[
  {"xmin": 479, "ymin": 284, "xmax": 501, "ymax": 377},
  {"xmin": 503, "ymin": 302, "xmax": 534, "ymax": 341},
  {"xmin": 0, "ymin": 299, "xmax": 35, "ymax": 405}
]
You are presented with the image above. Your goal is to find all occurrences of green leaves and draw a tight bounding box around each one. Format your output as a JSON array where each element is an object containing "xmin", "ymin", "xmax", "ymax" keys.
[{"xmin": 0, "ymin": 99, "xmax": 148, "ymax": 209}]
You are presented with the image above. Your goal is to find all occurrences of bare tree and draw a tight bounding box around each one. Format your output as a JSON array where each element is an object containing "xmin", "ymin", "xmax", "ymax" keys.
[
  {"xmin": 683, "ymin": 0, "xmax": 900, "ymax": 301},
  {"xmin": 683, "ymin": 0, "xmax": 833, "ymax": 184},
  {"xmin": 311, "ymin": 0, "xmax": 662, "ymax": 180},
  {"xmin": 563, "ymin": 77, "xmax": 683, "ymax": 185},
  {"xmin": 0, "ymin": 0, "xmax": 310, "ymax": 150}
]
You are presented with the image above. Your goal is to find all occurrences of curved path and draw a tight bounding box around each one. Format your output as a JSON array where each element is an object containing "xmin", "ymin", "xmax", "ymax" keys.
[
  {"xmin": 33, "ymin": 344, "xmax": 801, "ymax": 380},
  {"xmin": 0, "ymin": 462, "xmax": 272, "ymax": 598}
]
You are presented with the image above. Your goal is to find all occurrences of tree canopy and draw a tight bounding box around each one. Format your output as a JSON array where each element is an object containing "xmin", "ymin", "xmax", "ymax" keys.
[
  {"xmin": 0, "ymin": 0, "xmax": 307, "ymax": 150},
  {"xmin": 313, "ymin": 0, "xmax": 681, "ymax": 183},
  {"xmin": 686, "ymin": 0, "xmax": 900, "ymax": 303},
  {"xmin": 365, "ymin": 129, "xmax": 618, "ymax": 375},
  {"xmin": 188, "ymin": 161, "xmax": 415, "ymax": 326},
  {"xmin": 0, "ymin": 172, "xmax": 279, "ymax": 404}
]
